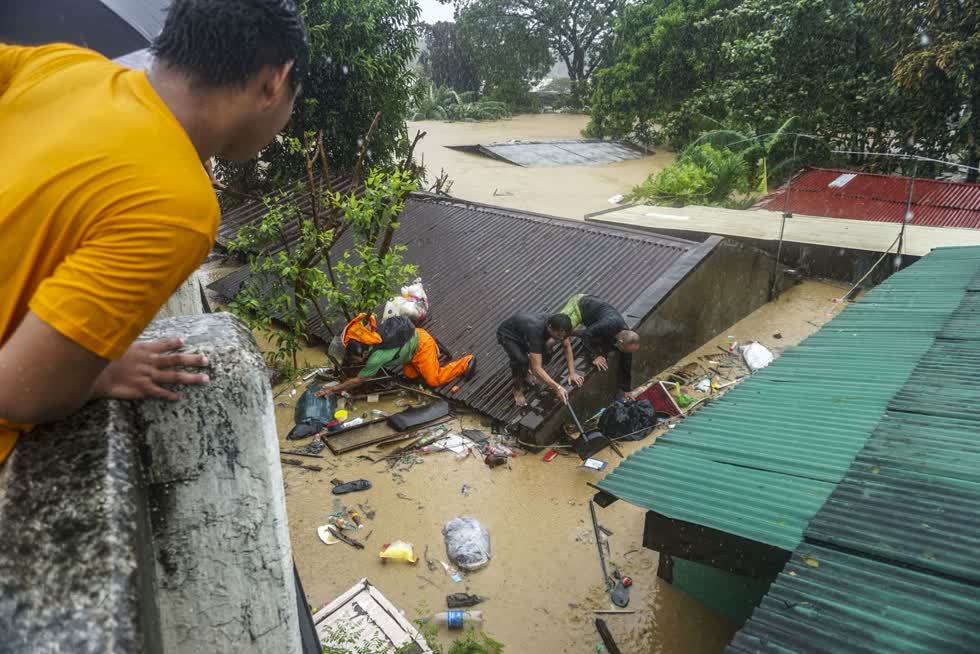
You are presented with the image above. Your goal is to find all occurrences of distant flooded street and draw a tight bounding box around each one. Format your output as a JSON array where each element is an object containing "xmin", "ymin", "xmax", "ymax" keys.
[{"xmin": 408, "ymin": 114, "xmax": 675, "ymax": 218}]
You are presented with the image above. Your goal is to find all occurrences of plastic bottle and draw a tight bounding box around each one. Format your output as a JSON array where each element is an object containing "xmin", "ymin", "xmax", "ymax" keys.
[
  {"xmin": 426, "ymin": 610, "xmax": 483, "ymax": 630},
  {"xmin": 370, "ymin": 409, "xmax": 389, "ymax": 418},
  {"xmin": 342, "ymin": 417, "xmax": 364, "ymax": 428}
]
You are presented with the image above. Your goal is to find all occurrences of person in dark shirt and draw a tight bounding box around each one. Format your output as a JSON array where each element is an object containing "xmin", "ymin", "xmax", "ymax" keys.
[
  {"xmin": 560, "ymin": 294, "xmax": 640, "ymax": 397},
  {"xmin": 496, "ymin": 312, "xmax": 581, "ymax": 407}
]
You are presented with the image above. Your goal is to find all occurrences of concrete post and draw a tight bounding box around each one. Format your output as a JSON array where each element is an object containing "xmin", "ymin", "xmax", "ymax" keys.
[
  {"xmin": 155, "ymin": 272, "xmax": 205, "ymax": 320},
  {"xmin": 137, "ymin": 313, "xmax": 300, "ymax": 654}
]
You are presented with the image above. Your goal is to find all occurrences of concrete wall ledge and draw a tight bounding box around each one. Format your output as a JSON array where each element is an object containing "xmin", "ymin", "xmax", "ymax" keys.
[{"xmin": 0, "ymin": 313, "xmax": 299, "ymax": 654}]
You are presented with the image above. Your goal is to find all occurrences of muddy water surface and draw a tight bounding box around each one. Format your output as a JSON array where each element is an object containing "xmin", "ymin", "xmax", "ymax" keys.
[
  {"xmin": 276, "ymin": 280, "xmax": 849, "ymax": 653},
  {"xmin": 408, "ymin": 114, "xmax": 675, "ymax": 219}
]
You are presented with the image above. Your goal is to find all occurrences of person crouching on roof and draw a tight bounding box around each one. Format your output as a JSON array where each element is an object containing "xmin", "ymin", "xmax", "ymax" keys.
[{"xmin": 316, "ymin": 314, "xmax": 475, "ymax": 398}]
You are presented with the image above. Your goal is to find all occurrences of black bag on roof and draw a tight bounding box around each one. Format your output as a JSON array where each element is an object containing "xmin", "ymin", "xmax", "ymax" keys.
[{"xmin": 598, "ymin": 399, "xmax": 660, "ymax": 441}]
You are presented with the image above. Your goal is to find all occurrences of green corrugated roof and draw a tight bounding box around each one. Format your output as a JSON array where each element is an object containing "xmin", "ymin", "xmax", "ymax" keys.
[
  {"xmin": 730, "ymin": 247, "xmax": 980, "ymax": 652},
  {"xmin": 599, "ymin": 246, "xmax": 980, "ymax": 552},
  {"xmin": 728, "ymin": 545, "xmax": 980, "ymax": 654}
]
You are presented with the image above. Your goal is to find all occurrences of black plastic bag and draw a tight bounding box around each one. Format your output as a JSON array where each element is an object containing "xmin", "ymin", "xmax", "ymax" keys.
[
  {"xmin": 286, "ymin": 384, "xmax": 336, "ymax": 440},
  {"xmin": 598, "ymin": 399, "xmax": 659, "ymax": 441}
]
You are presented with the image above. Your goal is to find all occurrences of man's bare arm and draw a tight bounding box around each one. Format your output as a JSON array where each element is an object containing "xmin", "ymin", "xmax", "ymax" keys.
[
  {"xmin": 563, "ymin": 338, "xmax": 584, "ymax": 387},
  {"xmin": 0, "ymin": 312, "xmax": 208, "ymax": 425},
  {"xmin": 529, "ymin": 352, "xmax": 568, "ymax": 403}
]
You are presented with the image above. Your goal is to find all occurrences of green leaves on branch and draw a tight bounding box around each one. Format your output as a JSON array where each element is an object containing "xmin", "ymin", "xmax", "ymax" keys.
[
  {"xmin": 229, "ymin": 131, "xmax": 419, "ymax": 370},
  {"xmin": 630, "ymin": 144, "xmax": 750, "ymax": 207}
]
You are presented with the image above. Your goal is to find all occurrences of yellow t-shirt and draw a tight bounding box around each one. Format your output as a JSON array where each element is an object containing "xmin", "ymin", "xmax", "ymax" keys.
[{"xmin": 0, "ymin": 44, "xmax": 220, "ymax": 462}]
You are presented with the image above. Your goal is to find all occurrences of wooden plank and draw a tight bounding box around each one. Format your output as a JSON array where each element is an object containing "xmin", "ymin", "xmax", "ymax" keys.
[{"xmin": 326, "ymin": 416, "xmax": 453, "ymax": 455}]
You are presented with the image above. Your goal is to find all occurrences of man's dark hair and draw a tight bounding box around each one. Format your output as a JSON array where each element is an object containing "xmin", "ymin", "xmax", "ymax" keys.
[
  {"xmin": 151, "ymin": 0, "xmax": 309, "ymax": 89},
  {"xmin": 546, "ymin": 314, "xmax": 573, "ymax": 334}
]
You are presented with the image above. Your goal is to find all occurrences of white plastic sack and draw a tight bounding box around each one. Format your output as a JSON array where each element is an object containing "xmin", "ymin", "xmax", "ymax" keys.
[
  {"xmin": 739, "ymin": 342, "xmax": 775, "ymax": 371},
  {"xmin": 443, "ymin": 517, "xmax": 491, "ymax": 571},
  {"xmin": 382, "ymin": 278, "xmax": 429, "ymax": 324}
]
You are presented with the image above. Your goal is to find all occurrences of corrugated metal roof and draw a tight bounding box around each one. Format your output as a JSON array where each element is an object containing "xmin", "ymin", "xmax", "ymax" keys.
[
  {"xmin": 210, "ymin": 194, "xmax": 714, "ymax": 430},
  {"xmin": 599, "ymin": 448, "xmax": 831, "ymax": 551},
  {"xmin": 215, "ymin": 173, "xmax": 362, "ymax": 251},
  {"xmin": 729, "ymin": 246, "xmax": 980, "ymax": 651},
  {"xmin": 727, "ymin": 545, "xmax": 980, "ymax": 654},
  {"xmin": 755, "ymin": 168, "xmax": 980, "ymax": 229},
  {"xmin": 448, "ymin": 140, "xmax": 645, "ymax": 167},
  {"xmin": 598, "ymin": 247, "xmax": 980, "ymax": 550}
]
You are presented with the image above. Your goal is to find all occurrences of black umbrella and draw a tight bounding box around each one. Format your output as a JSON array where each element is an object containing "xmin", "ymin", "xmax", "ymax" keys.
[{"xmin": 0, "ymin": 0, "xmax": 169, "ymax": 61}]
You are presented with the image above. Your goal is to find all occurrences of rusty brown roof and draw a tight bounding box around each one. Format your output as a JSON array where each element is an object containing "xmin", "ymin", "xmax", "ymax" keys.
[{"xmin": 211, "ymin": 193, "xmax": 715, "ymax": 432}]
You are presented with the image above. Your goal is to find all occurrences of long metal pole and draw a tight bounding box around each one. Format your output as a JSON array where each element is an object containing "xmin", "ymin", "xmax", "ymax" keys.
[
  {"xmin": 896, "ymin": 160, "xmax": 918, "ymax": 269},
  {"xmin": 768, "ymin": 137, "xmax": 799, "ymax": 300}
]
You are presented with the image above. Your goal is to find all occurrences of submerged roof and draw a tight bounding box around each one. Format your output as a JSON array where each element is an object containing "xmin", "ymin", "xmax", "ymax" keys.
[
  {"xmin": 599, "ymin": 247, "xmax": 980, "ymax": 550},
  {"xmin": 211, "ymin": 193, "xmax": 715, "ymax": 432},
  {"xmin": 448, "ymin": 139, "xmax": 645, "ymax": 167},
  {"xmin": 730, "ymin": 246, "xmax": 980, "ymax": 652},
  {"xmin": 755, "ymin": 167, "xmax": 980, "ymax": 229}
]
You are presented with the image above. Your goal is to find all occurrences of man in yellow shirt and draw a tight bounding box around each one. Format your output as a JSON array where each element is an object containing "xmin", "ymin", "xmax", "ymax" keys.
[{"xmin": 0, "ymin": 0, "xmax": 309, "ymax": 462}]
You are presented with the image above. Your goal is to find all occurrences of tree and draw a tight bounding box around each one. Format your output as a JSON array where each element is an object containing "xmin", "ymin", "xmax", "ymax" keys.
[
  {"xmin": 450, "ymin": 0, "xmax": 624, "ymax": 86},
  {"xmin": 421, "ymin": 21, "xmax": 480, "ymax": 94},
  {"xmin": 219, "ymin": 0, "xmax": 422, "ymax": 195},
  {"xmin": 588, "ymin": 0, "xmax": 914, "ymax": 170},
  {"xmin": 870, "ymin": 0, "xmax": 980, "ymax": 181},
  {"xmin": 228, "ymin": 128, "xmax": 421, "ymax": 371}
]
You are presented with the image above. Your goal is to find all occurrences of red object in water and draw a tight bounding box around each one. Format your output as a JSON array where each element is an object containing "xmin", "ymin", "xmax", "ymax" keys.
[
  {"xmin": 542, "ymin": 449, "xmax": 558, "ymax": 462},
  {"xmin": 635, "ymin": 381, "xmax": 682, "ymax": 417},
  {"xmin": 622, "ymin": 576, "xmax": 633, "ymax": 588}
]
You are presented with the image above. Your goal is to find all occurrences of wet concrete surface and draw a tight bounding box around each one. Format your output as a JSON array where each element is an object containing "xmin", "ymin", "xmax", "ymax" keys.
[
  {"xmin": 275, "ymin": 279, "xmax": 850, "ymax": 653},
  {"xmin": 409, "ymin": 114, "xmax": 675, "ymax": 219}
]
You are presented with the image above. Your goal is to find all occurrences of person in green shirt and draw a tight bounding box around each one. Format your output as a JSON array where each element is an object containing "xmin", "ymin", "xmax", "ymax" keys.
[{"xmin": 317, "ymin": 315, "xmax": 474, "ymax": 398}]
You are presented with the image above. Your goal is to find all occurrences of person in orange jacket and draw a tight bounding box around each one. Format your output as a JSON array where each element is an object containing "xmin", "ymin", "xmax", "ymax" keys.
[{"xmin": 316, "ymin": 314, "xmax": 475, "ymax": 397}]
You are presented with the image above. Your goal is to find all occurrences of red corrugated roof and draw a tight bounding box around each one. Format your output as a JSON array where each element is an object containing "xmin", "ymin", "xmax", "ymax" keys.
[{"xmin": 755, "ymin": 168, "xmax": 980, "ymax": 229}]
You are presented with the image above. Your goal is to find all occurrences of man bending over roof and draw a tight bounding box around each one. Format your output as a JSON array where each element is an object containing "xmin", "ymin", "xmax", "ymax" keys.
[
  {"xmin": 560, "ymin": 294, "xmax": 640, "ymax": 399},
  {"xmin": 496, "ymin": 312, "xmax": 583, "ymax": 408},
  {"xmin": 0, "ymin": 0, "xmax": 309, "ymax": 464},
  {"xmin": 316, "ymin": 315, "xmax": 475, "ymax": 398}
]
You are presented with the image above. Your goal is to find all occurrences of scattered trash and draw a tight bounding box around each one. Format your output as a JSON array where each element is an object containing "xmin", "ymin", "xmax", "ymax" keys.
[
  {"xmin": 317, "ymin": 524, "xmax": 340, "ymax": 545},
  {"xmin": 327, "ymin": 525, "xmax": 364, "ymax": 549},
  {"xmin": 542, "ymin": 449, "xmax": 559, "ymax": 462},
  {"xmin": 424, "ymin": 610, "xmax": 483, "ymax": 630},
  {"xmin": 483, "ymin": 452, "xmax": 508, "ymax": 468},
  {"xmin": 281, "ymin": 458, "xmax": 323, "ymax": 472},
  {"xmin": 286, "ymin": 384, "xmax": 336, "ymax": 440},
  {"xmin": 447, "ymin": 593, "xmax": 486, "ymax": 609},
  {"xmin": 439, "ymin": 560, "xmax": 463, "ymax": 583},
  {"xmin": 424, "ymin": 545, "xmax": 438, "ymax": 572},
  {"xmin": 370, "ymin": 409, "xmax": 388, "ymax": 418},
  {"xmin": 461, "ymin": 484, "xmax": 473, "ymax": 496},
  {"xmin": 367, "ymin": 394, "xmax": 380, "ymax": 403},
  {"xmin": 396, "ymin": 492, "xmax": 414, "ymax": 501},
  {"xmin": 694, "ymin": 378, "xmax": 711, "ymax": 393},
  {"xmin": 342, "ymin": 417, "xmax": 365, "ymax": 429},
  {"xmin": 773, "ymin": 333, "xmax": 783, "ymax": 340},
  {"xmin": 739, "ymin": 342, "xmax": 775, "ymax": 371},
  {"xmin": 379, "ymin": 540, "xmax": 417, "ymax": 564},
  {"xmin": 582, "ymin": 458, "xmax": 608, "ymax": 471},
  {"xmin": 607, "ymin": 194, "xmax": 625, "ymax": 205},
  {"xmin": 382, "ymin": 277, "xmax": 429, "ymax": 324},
  {"xmin": 348, "ymin": 508, "xmax": 364, "ymax": 528},
  {"xmin": 332, "ymin": 479, "xmax": 372, "ymax": 495},
  {"xmin": 443, "ymin": 517, "xmax": 491, "ymax": 571}
]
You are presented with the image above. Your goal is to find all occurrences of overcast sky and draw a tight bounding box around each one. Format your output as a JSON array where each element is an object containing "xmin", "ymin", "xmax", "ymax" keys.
[{"xmin": 419, "ymin": 0, "xmax": 455, "ymax": 23}]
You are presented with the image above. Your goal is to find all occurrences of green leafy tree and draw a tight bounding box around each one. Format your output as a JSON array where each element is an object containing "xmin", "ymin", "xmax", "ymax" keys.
[
  {"xmin": 451, "ymin": 0, "xmax": 624, "ymax": 91},
  {"xmin": 454, "ymin": 0, "xmax": 553, "ymax": 98},
  {"xmin": 421, "ymin": 21, "xmax": 481, "ymax": 94},
  {"xmin": 229, "ymin": 130, "xmax": 419, "ymax": 371},
  {"xmin": 629, "ymin": 143, "xmax": 750, "ymax": 206},
  {"xmin": 588, "ymin": 0, "xmax": 913, "ymax": 169},
  {"xmin": 219, "ymin": 0, "xmax": 422, "ymax": 195},
  {"xmin": 870, "ymin": 0, "xmax": 980, "ymax": 180}
]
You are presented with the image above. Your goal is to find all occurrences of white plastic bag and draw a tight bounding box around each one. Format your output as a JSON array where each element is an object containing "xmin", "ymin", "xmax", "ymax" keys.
[
  {"xmin": 382, "ymin": 278, "xmax": 429, "ymax": 324},
  {"xmin": 739, "ymin": 342, "xmax": 775, "ymax": 371},
  {"xmin": 443, "ymin": 517, "xmax": 491, "ymax": 571}
]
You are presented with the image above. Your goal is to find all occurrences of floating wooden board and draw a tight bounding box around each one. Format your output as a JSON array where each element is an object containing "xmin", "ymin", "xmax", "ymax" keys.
[{"xmin": 324, "ymin": 416, "xmax": 452, "ymax": 455}]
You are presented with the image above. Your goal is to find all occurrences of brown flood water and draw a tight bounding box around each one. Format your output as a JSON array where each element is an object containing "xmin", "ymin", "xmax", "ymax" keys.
[
  {"xmin": 408, "ymin": 114, "xmax": 675, "ymax": 219},
  {"xmin": 275, "ymin": 279, "xmax": 850, "ymax": 653}
]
